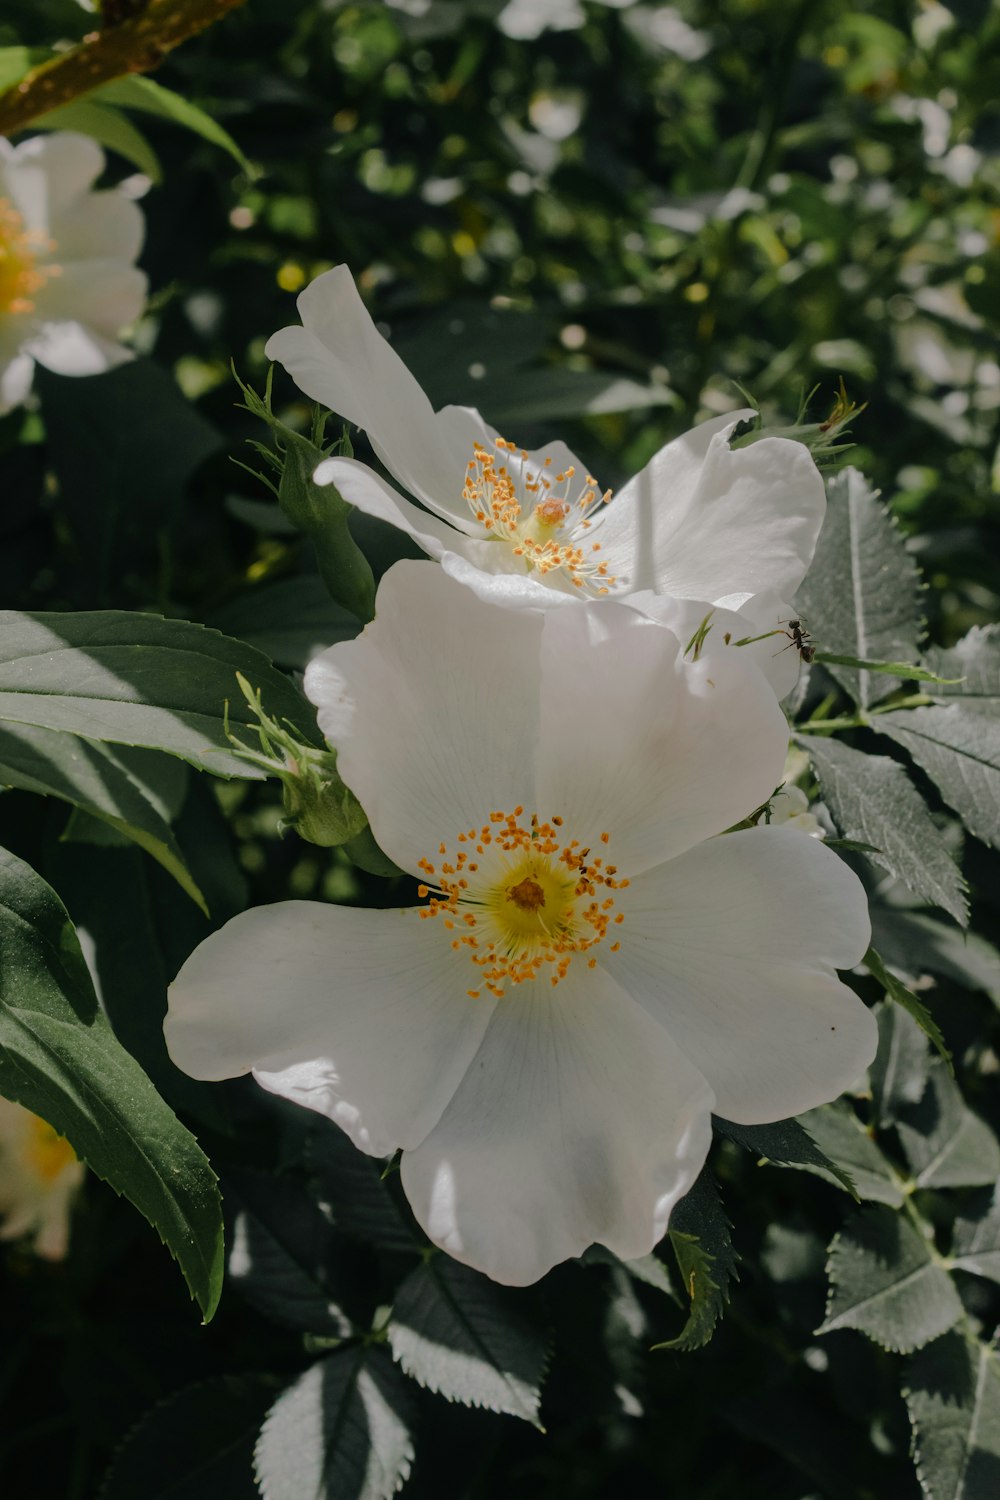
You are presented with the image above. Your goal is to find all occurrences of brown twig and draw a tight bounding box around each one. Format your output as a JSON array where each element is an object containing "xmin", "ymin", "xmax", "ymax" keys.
[{"xmin": 0, "ymin": 0, "xmax": 248, "ymax": 139}]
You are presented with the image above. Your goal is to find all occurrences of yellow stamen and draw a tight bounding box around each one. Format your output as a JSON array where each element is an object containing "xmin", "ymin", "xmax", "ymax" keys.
[
  {"xmin": 24, "ymin": 1115, "xmax": 77, "ymax": 1184},
  {"xmin": 0, "ymin": 198, "xmax": 58, "ymax": 318}
]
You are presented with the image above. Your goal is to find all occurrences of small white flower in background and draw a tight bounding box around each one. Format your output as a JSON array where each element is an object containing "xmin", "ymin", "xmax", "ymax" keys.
[
  {"xmin": 0, "ymin": 132, "xmax": 148, "ymax": 413},
  {"xmin": 768, "ymin": 785, "xmax": 826, "ymax": 839},
  {"xmin": 264, "ymin": 266, "xmax": 825, "ymax": 695},
  {"xmin": 0, "ymin": 1098, "xmax": 84, "ymax": 1261},
  {"xmin": 165, "ymin": 563, "xmax": 875, "ymax": 1286}
]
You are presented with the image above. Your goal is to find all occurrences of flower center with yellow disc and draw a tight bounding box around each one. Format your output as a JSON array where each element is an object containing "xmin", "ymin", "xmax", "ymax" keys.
[
  {"xmin": 24, "ymin": 1114, "xmax": 78, "ymax": 1184},
  {"xmin": 416, "ymin": 809, "xmax": 628, "ymax": 998},
  {"xmin": 0, "ymin": 197, "xmax": 58, "ymax": 319},
  {"xmin": 462, "ymin": 437, "xmax": 617, "ymax": 594}
]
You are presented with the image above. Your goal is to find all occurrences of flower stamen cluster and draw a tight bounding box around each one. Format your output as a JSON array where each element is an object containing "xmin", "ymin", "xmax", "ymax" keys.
[
  {"xmin": 416, "ymin": 808, "xmax": 628, "ymax": 998},
  {"xmin": 462, "ymin": 438, "xmax": 616, "ymax": 593},
  {"xmin": 0, "ymin": 197, "xmax": 58, "ymax": 317}
]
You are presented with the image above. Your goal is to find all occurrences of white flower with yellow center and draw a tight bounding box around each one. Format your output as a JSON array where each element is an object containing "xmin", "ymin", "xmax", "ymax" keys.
[
  {"xmin": 265, "ymin": 266, "xmax": 825, "ymax": 696},
  {"xmin": 165, "ymin": 563, "xmax": 875, "ymax": 1285},
  {"xmin": 0, "ymin": 1098, "xmax": 84, "ymax": 1261},
  {"xmin": 0, "ymin": 132, "xmax": 148, "ymax": 412}
]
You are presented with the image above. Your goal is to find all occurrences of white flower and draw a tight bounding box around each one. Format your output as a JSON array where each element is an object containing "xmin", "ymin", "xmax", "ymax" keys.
[
  {"xmin": 768, "ymin": 785, "xmax": 825, "ymax": 839},
  {"xmin": 264, "ymin": 266, "xmax": 825, "ymax": 694},
  {"xmin": 0, "ymin": 1098, "xmax": 84, "ymax": 1260},
  {"xmin": 0, "ymin": 133, "xmax": 148, "ymax": 413},
  {"xmin": 165, "ymin": 563, "xmax": 875, "ymax": 1285}
]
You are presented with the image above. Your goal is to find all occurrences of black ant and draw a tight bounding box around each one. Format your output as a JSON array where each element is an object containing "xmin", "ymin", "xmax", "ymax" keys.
[{"xmin": 777, "ymin": 618, "xmax": 815, "ymax": 664}]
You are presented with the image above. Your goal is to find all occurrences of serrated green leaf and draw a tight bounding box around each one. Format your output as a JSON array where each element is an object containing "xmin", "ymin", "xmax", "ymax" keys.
[
  {"xmin": 905, "ymin": 1328, "xmax": 1000, "ymax": 1500},
  {"xmin": 814, "ymin": 652, "xmax": 956, "ymax": 683},
  {"xmin": 871, "ymin": 906, "xmax": 1000, "ymax": 1007},
  {"xmin": 387, "ymin": 1256, "xmax": 548, "ymax": 1426},
  {"xmin": 896, "ymin": 1061, "xmax": 1000, "ymax": 1191},
  {"xmin": 795, "ymin": 466, "xmax": 923, "ymax": 708},
  {"xmin": 875, "ymin": 704, "xmax": 1000, "ymax": 852},
  {"xmin": 870, "ymin": 1000, "xmax": 931, "ymax": 1130},
  {"xmin": 0, "ymin": 610, "xmax": 319, "ymax": 778},
  {"xmin": 0, "ymin": 848, "xmax": 223, "ymax": 1320},
  {"xmin": 796, "ymin": 1101, "xmax": 903, "ymax": 1206},
  {"xmin": 308, "ymin": 1121, "xmax": 418, "ymax": 1254},
  {"xmin": 95, "ymin": 75, "xmax": 252, "ymax": 175},
  {"xmin": 803, "ymin": 735, "xmax": 967, "ymax": 924},
  {"xmin": 951, "ymin": 1187, "xmax": 1000, "ymax": 1285},
  {"xmin": 98, "ymin": 1374, "xmax": 275, "ymax": 1500},
  {"xmin": 864, "ymin": 947, "xmax": 951, "ymax": 1066},
  {"xmin": 32, "ymin": 100, "xmax": 162, "ymax": 180},
  {"xmin": 818, "ymin": 1205, "xmax": 962, "ymax": 1353},
  {"xmin": 255, "ymin": 1347, "xmax": 413, "ymax": 1500},
  {"xmin": 925, "ymin": 624, "xmax": 1000, "ymax": 703},
  {"xmin": 654, "ymin": 1170, "xmax": 738, "ymax": 1351},
  {"xmin": 715, "ymin": 1114, "xmax": 858, "ymax": 1198},
  {"xmin": 0, "ymin": 724, "xmax": 206, "ymax": 911}
]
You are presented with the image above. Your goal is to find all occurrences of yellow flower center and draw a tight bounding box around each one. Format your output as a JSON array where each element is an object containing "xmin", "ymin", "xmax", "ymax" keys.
[
  {"xmin": 462, "ymin": 437, "xmax": 617, "ymax": 594},
  {"xmin": 0, "ymin": 197, "xmax": 57, "ymax": 318},
  {"xmin": 416, "ymin": 808, "xmax": 628, "ymax": 999},
  {"xmin": 24, "ymin": 1114, "xmax": 77, "ymax": 1184}
]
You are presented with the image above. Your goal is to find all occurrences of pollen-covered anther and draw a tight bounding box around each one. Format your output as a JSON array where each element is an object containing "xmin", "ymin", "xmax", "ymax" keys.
[
  {"xmin": 461, "ymin": 437, "xmax": 618, "ymax": 594},
  {"xmin": 0, "ymin": 197, "xmax": 58, "ymax": 317},
  {"xmin": 416, "ymin": 810, "xmax": 628, "ymax": 998}
]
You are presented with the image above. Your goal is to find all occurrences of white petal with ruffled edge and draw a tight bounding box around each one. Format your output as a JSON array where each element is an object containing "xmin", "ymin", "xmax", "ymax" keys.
[
  {"xmin": 625, "ymin": 589, "xmax": 802, "ymax": 699},
  {"xmin": 607, "ymin": 825, "xmax": 875, "ymax": 1123},
  {"xmin": 585, "ymin": 419, "xmax": 825, "ymax": 601},
  {"xmin": 401, "ymin": 961, "xmax": 714, "ymax": 1285},
  {"xmin": 165, "ymin": 901, "xmax": 495, "ymax": 1159}
]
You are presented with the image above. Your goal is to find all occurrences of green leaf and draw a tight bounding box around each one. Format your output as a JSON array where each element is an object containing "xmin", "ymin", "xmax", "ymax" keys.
[
  {"xmin": 0, "ymin": 723, "xmax": 206, "ymax": 911},
  {"xmin": 814, "ymin": 652, "xmax": 956, "ymax": 684},
  {"xmin": 951, "ymin": 1187, "xmax": 1000, "ymax": 1285},
  {"xmin": 896, "ymin": 1061, "xmax": 1000, "ymax": 1191},
  {"xmin": 388, "ymin": 1255, "xmax": 548, "ymax": 1427},
  {"xmin": 255, "ymin": 1347, "xmax": 413, "ymax": 1500},
  {"xmin": 226, "ymin": 1170, "xmax": 353, "ymax": 1337},
  {"xmin": 871, "ymin": 907, "xmax": 1000, "ymax": 1007},
  {"xmin": 864, "ymin": 946, "xmax": 951, "ymax": 1066},
  {"xmin": 207, "ymin": 578, "xmax": 360, "ymax": 671},
  {"xmin": 308, "ymin": 1121, "xmax": 418, "ymax": 1254},
  {"xmin": 0, "ymin": 609, "xmax": 320, "ymax": 778},
  {"xmin": 32, "ymin": 100, "xmax": 162, "ymax": 180},
  {"xmin": 95, "ymin": 75, "xmax": 252, "ymax": 175},
  {"xmin": 869, "ymin": 1000, "xmax": 931, "ymax": 1130},
  {"xmin": 905, "ymin": 1329, "xmax": 1000, "ymax": 1500},
  {"xmin": 796, "ymin": 1101, "xmax": 904, "ymax": 1207},
  {"xmin": 795, "ymin": 466, "xmax": 923, "ymax": 708},
  {"xmin": 0, "ymin": 848, "xmax": 223, "ymax": 1320},
  {"xmin": 0, "ymin": 45, "xmax": 50, "ymax": 92},
  {"xmin": 924, "ymin": 623, "xmax": 1000, "ymax": 702},
  {"xmin": 654, "ymin": 1169, "xmax": 738, "ymax": 1352},
  {"xmin": 875, "ymin": 704, "xmax": 1000, "ymax": 852},
  {"xmin": 98, "ymin": 1375, "xmax": 275, "ymax": 1500},
  {"xmin": 818, "ymin": 1205, "xmax": 962, "ymax": 1353},
  {"xmin": 803, "ymin": 735, "xmax": 967, "ymax": 924},
  {"xmin": 715, "ymin": 1114, "xmax": 859, "ymax": 1198}
]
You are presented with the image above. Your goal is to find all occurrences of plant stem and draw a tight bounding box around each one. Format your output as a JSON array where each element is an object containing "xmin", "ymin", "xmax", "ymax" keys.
[{"xmin": 0, "ymin": 0, "xmax": 247, "ymax": 137}]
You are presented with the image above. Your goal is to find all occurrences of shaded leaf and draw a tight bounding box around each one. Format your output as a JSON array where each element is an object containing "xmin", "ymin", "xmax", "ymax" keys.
[
  {"xmin": 96, "ymin": 75, "xmax": 252, "ymax": 174},
  {"xmin": 871, "ymin": 907, "xmax": 1000, "ymax": 1008},
  {"xmin": 715, "ymin": 1114, "xmax": 858, "ymax": 1197},
  {"xmin": 655, "ymin": 1169, "xmax": 738, "ymax": 1351},
  {"xmin": 924, "ymin": 623, "xmax": 1000, "ymax": 702},
  {"xmin": 32, "ymin": 100, "xmax": 161, "ymax": 180},
  {"xmin": 207, "ymin": 578, "xmax": 360, "ymax": 671},
  {"xmin": 803, "ymin": 735, "xmax": 967, "ymax": 924},
  {"xmin": 905, "ymin": 1329, "xmax": 1000, "ymax": 1500},
  {"xmin": 870, "ymin": 1000, "xmax": 931, "ymax": 1130},
  {"xmin": 951, "ymin": 1186, "xmax": 1000, "ymax": 1285},
  {"xmin": 818, "ymin": 1206, "xmax": 962, "ymax": 1353},
  {"xmin": 796, "ymin": 1101, "xmax": 903, "ymax": 1206},
  {"xmin": 309, "ymin": 1122, "xmax": 418, "ymax": 1255},
  {"xmin": 255, "ymin": 1347, "xmax": 413, "ymax": 1500},
  {"xmin": 388, "ymin": 1255, "xmax": 547, "ymax": 1426},
  {"xmin": 875, "ymin": 705, "xmax": 1000, "ymax": 852},
  {"xmin": 865, "ymin": 947, "xmax": 951, "ymax": 1066},
  {"xmin": 0, "ymin": 848, "xmax": 223, "ymax": 1320},
  {"xmin": 896, "ymin": 1061, "xmax": 1000, "ymax": 1191}
]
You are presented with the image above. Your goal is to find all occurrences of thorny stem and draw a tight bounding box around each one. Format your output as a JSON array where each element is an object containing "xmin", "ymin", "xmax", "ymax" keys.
[{"xmin": 0, "ymin": 0, "xmax": 247, "ymax": 137}]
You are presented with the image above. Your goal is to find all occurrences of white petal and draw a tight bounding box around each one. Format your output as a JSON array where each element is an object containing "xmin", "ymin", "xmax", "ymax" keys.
[
  {"xmin": 440, "ymin": 548, "xmax": 579, "ymax": 608},
  {"xmin": 401, "ymin": 962, "xmax": 713, "ymax": 1284},
  {"xmin": 609, "ymin": 826, "xmax": 875, "ymax": 1122},
  {"xmin": 2, "ymin": 132, "xmax": 104, "ymax": 232},
  {"xmin": 49, "ymin": 189, "xmax": 144, "ymax": 264},
  {"xmin": 33, "ymin": 261, "xmax": 148, "ymax": 339},
  {"xmin": 0, "ymin": 351, "xmax": 35, "ymax": 413},
  {"xmin": 304, "ymin": 561, "xmax": 543, "ymax": 877},
  {"xmin": 626, "ymin": 590, "xmax": 802, "ymax": 699},
  {"xmin": 313, "ymin": 456, "xmax": 477, "ymax": 548},
  {"xmin": 534, "ymin": 606, "xmax": 790, "ymax": 873},
  {"xmin": 598, "ymin": 415, "xmax": 825, "ymax": 600},
  {"xmin": 27, "ymin": 321, "xmax": 133, "ymax": 377},
  {"xmin": 266, "ymin": 266, "xmax": 486, "ymax": 520},
  {"xmin": 165, "ymin": 901, "xmax": 495, "ymax": 1159}
]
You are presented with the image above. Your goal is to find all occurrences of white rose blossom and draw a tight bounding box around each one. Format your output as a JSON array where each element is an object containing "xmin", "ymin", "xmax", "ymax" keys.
[
  {"xmin": 264, "ymin": 265, "xmax": 826, "ymax": 697},
  {"xmin": 768, "ymin": 784, "xmax": 826, "ymax": 839},
  {"xmin": 0, "ymin": 1098, "xmax": 85, "ymax": 1261},
  {"xmin": 0, "ymin": 132, "xmax": 148, "ymax": 413},
  {"xmin": 165, "ymin": 563, "xmax": 876, "ymax": 1286}
]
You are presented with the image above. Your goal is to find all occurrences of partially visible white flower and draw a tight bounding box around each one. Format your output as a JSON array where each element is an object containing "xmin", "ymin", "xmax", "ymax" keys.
[
  {"xmin": 768, "ymin": 785, "xmax": 825, "ymax": 839},
  {"xmin": 165, "ymin": 562, "xmax": 875, "ymax": 1286},
  {"xmin": 0, "ymin": 1098, "xmax": 84, "ymax": 1260},
  {"xmin": 0, "ymin": 132, "xmax": 148, "ymax": 413},
  {"xmin": 264, "ymin": 266, "xmax": 825, "ymax": 694}
]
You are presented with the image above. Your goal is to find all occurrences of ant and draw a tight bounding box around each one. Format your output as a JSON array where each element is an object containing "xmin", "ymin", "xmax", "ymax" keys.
[{"xmin": 777, "ymin": 618, "xmax": 815, "ymax": 664}]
